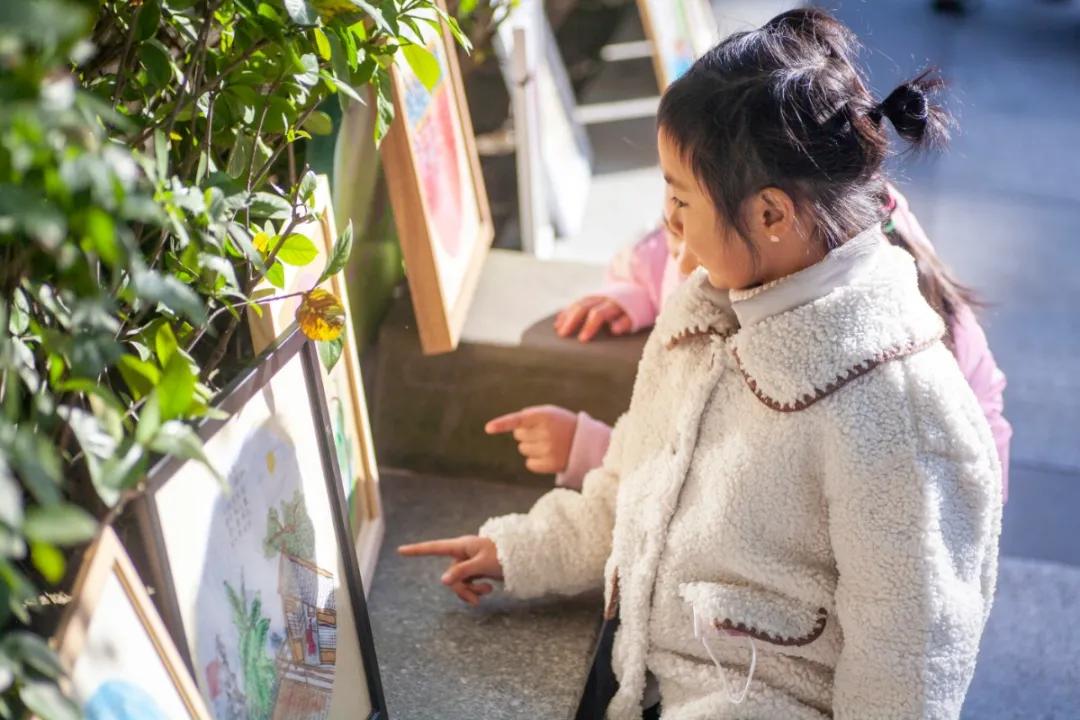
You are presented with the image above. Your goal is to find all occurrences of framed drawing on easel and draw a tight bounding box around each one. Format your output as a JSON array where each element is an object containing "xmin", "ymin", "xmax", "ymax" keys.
[
  {"xmin": 246, "ymin": 175, "xmax": 383, "ymax": 588},
  {"xmin": 136, "ymin": 327, "xmax": 388, "ymax": 720},
  {"xmin": 53, "ymin": 527, "xmax": 211, "ymax": 720},
  {"xmin": 637, "ymin": 0, "xmax": 719, "ymax": 90},
  {"xmin": 380, "ymin": 0, "xmax": 494, "ymax": 355}
]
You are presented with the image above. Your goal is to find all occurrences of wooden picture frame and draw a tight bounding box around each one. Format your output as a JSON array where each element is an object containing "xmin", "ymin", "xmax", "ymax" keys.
[
  {"xmin": 247, "ymin": 175, "xmax": 384, "ymax": 590},
  {"xmin": 380, "ymin": 0, "xmax": 494, "ymax": 355},
  {"xmin": 637, "ymin": 0, "xmax": 719, "ymax": 90},
  {"xmin": 136, "ymin": 327, "xmax": 388, "ymax": 720},
  {"xmin": 53, "ymin": 526, "xmax": 211, "ymax": 719}
]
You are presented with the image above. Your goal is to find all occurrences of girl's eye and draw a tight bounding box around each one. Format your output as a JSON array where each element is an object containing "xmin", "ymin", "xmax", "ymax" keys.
[{"xmin": 671, "ymin": 196, "xmax": 688, "ymax": 209}]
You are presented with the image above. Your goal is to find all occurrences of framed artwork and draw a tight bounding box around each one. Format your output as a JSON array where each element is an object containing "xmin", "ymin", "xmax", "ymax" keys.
[
  {"xmin": 53, "ymin": 527, "xmax": 211, "ymax": 720},
  {"xmin": 493, "ymin": 0, "xmax": 593, "ymax": 244},
  {"xmin": 637, "ymin": 0, "xmax": 719, "ymax": 90},
  {"xmin": 137, "ymin": 327, "xmax": 387, "ymax": 720},
  {"xmin": 380, "ymin": 0, "xmax": 494, "ymax": 355},
  {"xmin": 247, "ymin": 175, "xmax": 384, "ymax": 589}
]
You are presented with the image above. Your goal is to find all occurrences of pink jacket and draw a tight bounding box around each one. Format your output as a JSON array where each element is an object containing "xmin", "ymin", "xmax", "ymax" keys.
[{"xmin": 558, "ymin": 191, "xmax": 1013, "ymax": 500}]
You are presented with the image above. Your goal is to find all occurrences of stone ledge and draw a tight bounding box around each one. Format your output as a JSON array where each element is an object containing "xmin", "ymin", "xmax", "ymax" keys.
[{"xmin": 372, "ymin": 249, "xmax": 647, "ymax": 482}]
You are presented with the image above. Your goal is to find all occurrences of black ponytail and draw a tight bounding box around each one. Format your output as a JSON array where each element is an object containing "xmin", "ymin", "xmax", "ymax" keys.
[{"xmin": 870, "ymin": 70, "xmax": 952, "ymax": 149}]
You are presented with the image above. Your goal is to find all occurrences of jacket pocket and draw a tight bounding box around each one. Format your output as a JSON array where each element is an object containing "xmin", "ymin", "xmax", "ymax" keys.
[{"xmin": 678, "ymin": 581, "xmax": 828, "ymax": 647}]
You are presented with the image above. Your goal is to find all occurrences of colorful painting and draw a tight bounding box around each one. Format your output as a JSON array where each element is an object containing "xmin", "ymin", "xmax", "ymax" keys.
[
  {"xmin": 54, "ymin": 528, "xmax": 210, "ymax": 720},
  {"xmin": 246, "ymin": 175, "xmax": 384, "ymax": 588},
  {"xmin": 638, "ymin": 0, "xmax": 719, "ymax": 89},
  {"xmin": 380, "ymin": 0, "xmax": 493, "ymax": 354},
  {"xmin": 139, "ymin": 330, "xmax": 386, "ymax": 720}
]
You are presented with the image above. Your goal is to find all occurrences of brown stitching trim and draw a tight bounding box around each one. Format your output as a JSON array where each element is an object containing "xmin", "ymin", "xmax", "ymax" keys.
[
  {"xmin": 714, "ymin": 607, "xmax": 828, "ymax": 647},
  {"xmin": 733, "ymin": 331, "xmax": 943, "ymax": 413},
  {"xmin": 664, "ymin": 325, "xmax": 734, "ymax": 350},
  {"xmin": 604, "ymin": 571, "xmax": 620, "ymax": 620}
]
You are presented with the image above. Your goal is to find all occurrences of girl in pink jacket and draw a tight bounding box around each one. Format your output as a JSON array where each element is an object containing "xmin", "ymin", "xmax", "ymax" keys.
[{"xmin": 487, "ymin": 185, "xmax": 1013, "ymax": 500}]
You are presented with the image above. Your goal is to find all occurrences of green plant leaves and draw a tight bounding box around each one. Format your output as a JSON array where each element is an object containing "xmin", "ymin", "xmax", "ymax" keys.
[
  {"xmin": 318, "ymin": 336, "xmax": 344, "ymax": 372},
  {"xmin": 157, "ymin": 352, "xmax": 197, "ymax": 421},
  {"xmin": 19, "ymin": 680, "xmax": 79, "ymax": 720},
  {"xmin": 275, "ymin": 233, "xmax": 318, "ymax": 266},
  {"xmin": 318, "ymin": 219, "xmax": 353, "ymax": 283},
  {"xmin": 135, "ymin": 0, "xmax": 161, "ymax": 41},
  {"xmin": 401, "ymin": 43, "xmax": 440, "ymax": 91},
  {"xmin": 23, "ymin": 504, "xmax": 97, "ymax": 546}
]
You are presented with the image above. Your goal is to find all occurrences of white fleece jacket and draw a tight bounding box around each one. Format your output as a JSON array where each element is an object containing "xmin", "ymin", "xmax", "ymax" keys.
[{"xmin": 480, "ymin": 234, "xmax": 1002, "ymax": 720}]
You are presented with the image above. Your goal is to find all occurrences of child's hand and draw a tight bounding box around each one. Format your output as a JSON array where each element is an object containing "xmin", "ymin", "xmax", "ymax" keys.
[
  {"xmin": 398, "ymin": 535, "xmax": 503, "ymax": 606},
  {"xmin": 485, "ymin": 405, "xmax": 577, "ymax": 474},
  {"xmin": 554, "ymin": 296, "xmax": 633, "ymax": 342}
]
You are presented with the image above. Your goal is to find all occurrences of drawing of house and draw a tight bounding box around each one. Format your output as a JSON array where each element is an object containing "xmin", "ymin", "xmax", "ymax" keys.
[{"xmin": 271, "ymin": 553, "xmax": 338, "ymax": 720}]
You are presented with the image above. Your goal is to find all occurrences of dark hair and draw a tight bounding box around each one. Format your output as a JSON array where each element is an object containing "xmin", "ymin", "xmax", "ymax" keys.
[{"xmin": 657, "ymin": 8, "xmax": 952, "ymax": 253}]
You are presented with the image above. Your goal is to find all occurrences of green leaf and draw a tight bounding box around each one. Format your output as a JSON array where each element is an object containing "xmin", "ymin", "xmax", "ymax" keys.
[
  {"xmin": 154, "ymin": 129, "xmax": 169, "ymax": 181},
  {"xmin": 80, "ymin": 206, "xmax": 120, "ymax": 265},
  {"xmin": 9, "ymin": 429, "xmax": 60, "ymax": 505},
  {"xmin": 351, "ymin": 0, "xmax": 394, "ymax": 35},
  {"xmin": 248, "ymin": 192, "xmax": 293, "ymax": 220},
  {"xmin": 20, "ymin": 680, "xmax": 79, "ymax": 720},
  {"xmin": 296, "ymin": 52, "xmax": 319, "ymax": 87},
  {"xmin": 402, "ymin": 43, "xmax": 441, "ymax": 92},
  {"xmin": 133, "ymin": 269, "xmax": 208, "ymax": 325},
  {"xmin": 8, "ymin": 288, "xmax": 29, "ymax": 335},
  {"xmin": 117, "ymin": 355, "xmax": 161, "ymax": 401},
  {"xmin": 318, "ymin": 336, "xmax": 344, "ymax": 372},
  {"xmin": 31, "ymin": 542, "xmax": 65, "ymax": 584},
  {"xmin": 135, "ymin": 0, "xmax": 161, "ymax": 41},
  {"xmin": 302, "ymin": 109, "xmax": 334, "ymax": 135},
  {"xmin": 96, "ymin": 441, "xmax": 148, "ymax": 506},
  {"xmin": 57, "ymin": 405, "xmax": 117, "ymax": 486},
  {"xmin": 226, "ymin": 132, "xmax": 254, "ymax": 180},
  {"xmin": 135, "ymin": 393, "xmax": 162, "ymax": 445},
  {"xmin": 157, "ymin": 353, "xmax": 196, "ymax": 421},
  {"xmin": 0, "ymin": 559, "xmax": 35, "ymax": 623},
  {"xmin": 149, "ymin": 422, "xmax": 223, "ymax": 485},
  {"xmin": 265, "ymin": 260, "xmax": 286, "ymax": 289},
  {"xmin": 139, "ymin": 38, "xmax": 172, "ymax": 87},
  {"xmin": 154, "ymin": 323, "xmax": 180, "ymax": 366},
  {"xmin": 298, "ymin": 170, "xmax": 318, "ymax": 203},
  {"xmin": 23, "ymin": 505, "xmax": 97, "ymax": 546},
  {"xmin": 275, "ymin": 233, "xmax": 318, "ymax": 266},
  {"xmin": 2, "ymin": 632, "xmax": 63, "ymax": 679},
  {"xmin": 283, "ymin": 0, "xmax": 317, "ymax": 25},
  {"xmin": 224, "ymin": 221, "xmax": 261, "ymax": 263},
  {"xmin": 0, "ymin": 456, "xmax": 25, "ymax": 560},
  {"xmin": 313, "ymin": 27, "xmax": 331, "ymax": 60},
  {"xmin": 319, "ymin": 220, "xmax": 353, "ymax": 283}
]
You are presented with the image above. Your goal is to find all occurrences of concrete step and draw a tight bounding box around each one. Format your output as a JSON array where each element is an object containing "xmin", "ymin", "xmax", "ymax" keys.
[{"xmin": 372, "ymin": 250, "xmax": 647, "ymax": 483}]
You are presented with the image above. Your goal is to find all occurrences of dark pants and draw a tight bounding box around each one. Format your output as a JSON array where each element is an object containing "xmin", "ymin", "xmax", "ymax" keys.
[{"xmin": 576, "ymin": 617, "xmax": 661, "ymax": 720}]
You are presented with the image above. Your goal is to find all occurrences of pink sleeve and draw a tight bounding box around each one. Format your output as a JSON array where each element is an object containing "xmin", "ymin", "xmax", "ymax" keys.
[
  {"xmin": 555, "ymin": 412, "xmax": 613, "ymax": 491},
  {"xmin": 951, "ymin": 305, "xmax": 1012, "ymax": 502},
  {"xmin": 594, "ymin": 226, "xmax": 671, "ymax": 332}
]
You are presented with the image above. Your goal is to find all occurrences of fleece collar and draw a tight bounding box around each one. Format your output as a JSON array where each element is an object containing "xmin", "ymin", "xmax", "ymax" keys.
[
  {"xmin": 655, "ymin": 268, "xmax": 739, "ymax": 349},
  {"xmin": 729, "ymin": 241, "xmax": 945, "ymax": 412}
]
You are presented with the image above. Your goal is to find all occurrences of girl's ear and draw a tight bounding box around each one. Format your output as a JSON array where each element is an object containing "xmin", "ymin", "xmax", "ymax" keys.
[{"xmin": 749, "ymin": 187, "xmax": 797, "ymax": 242}]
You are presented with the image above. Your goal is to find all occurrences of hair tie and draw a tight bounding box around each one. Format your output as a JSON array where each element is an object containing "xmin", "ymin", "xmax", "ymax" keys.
[{"xmin": 869, "ymin": 84, "xmax": 930, "ymax": 140}]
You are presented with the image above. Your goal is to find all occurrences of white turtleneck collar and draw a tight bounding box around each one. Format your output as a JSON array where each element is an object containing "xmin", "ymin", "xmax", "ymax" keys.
[{"xmin": 729, "ymin": 226, "xmax": 887, "ymax": 328}]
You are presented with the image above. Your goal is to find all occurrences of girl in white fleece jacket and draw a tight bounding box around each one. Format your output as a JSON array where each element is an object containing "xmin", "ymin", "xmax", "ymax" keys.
[{"xmin": 400, "ymin": 9, "xmax": 1001, "ymax": 719}]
